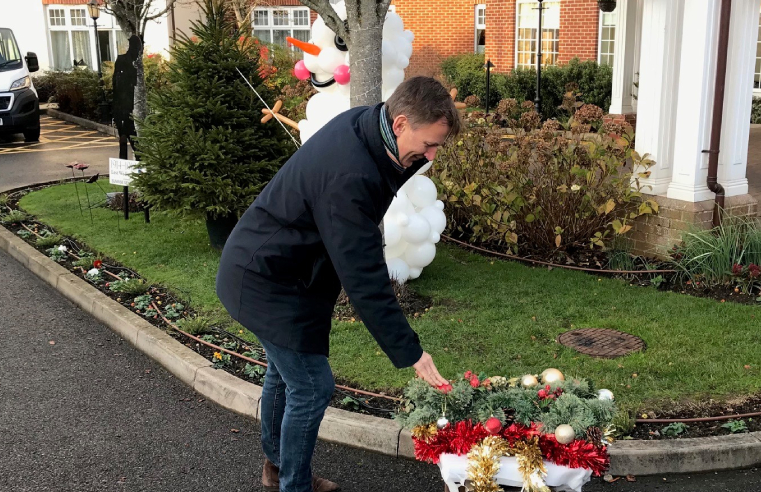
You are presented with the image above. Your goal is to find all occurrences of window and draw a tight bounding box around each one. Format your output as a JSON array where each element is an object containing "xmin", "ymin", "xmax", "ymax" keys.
[
  {"xmin": 252, "ymin": 7, "xmax": 311, "ymax": 48},
  {"xmin": 71, "ymin": 9, "xmax": 88, "ymax": 27},
  {"xmin": 599, "ymin": 12, "xmax": 616, "ymax": 66},
  {"xmin": 516, "ymin": 1, "xmax": 560, "ymax": 69},
  {"xmin": 475, "ymin": 4, "xmax": 485, "ymax": 54},
  {"xmin": 49, "ymin": 9, "xmax": 66, "ymax": 27},
  {"xmin": 46, "ymin": 6, "xmax": 125, "ymax": 71}
]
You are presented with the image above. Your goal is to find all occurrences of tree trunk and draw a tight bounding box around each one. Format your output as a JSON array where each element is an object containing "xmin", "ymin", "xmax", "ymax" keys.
[{"xmin": 345, "ymin": 3, "xmax": 384, "ymax": 108}]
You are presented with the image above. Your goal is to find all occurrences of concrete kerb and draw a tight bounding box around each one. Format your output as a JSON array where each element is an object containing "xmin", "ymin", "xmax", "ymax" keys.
[
  {"xmin": 44, "ymin": 107, "xmax": 118, "ymax": 138},
  {"xmin": 2, "ymin": 223, "xmax": 761, "ymax": 476}
]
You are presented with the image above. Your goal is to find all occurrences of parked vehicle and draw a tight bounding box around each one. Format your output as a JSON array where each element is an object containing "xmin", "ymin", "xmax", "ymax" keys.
[{"xmin": 0, "ymin": 27, "xmax": 40, "ymax": 141}]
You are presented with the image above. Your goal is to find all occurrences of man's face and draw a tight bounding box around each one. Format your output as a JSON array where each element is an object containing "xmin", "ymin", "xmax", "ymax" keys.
[{"xmin": 392, "ymin": 115, "xmax": 450, "ymax": 168}]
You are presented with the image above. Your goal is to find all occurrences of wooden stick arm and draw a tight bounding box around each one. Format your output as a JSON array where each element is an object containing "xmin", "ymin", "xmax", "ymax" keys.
[{"xmin": 260, "ymin": 99, "xmax": 300, "ymax": 131}]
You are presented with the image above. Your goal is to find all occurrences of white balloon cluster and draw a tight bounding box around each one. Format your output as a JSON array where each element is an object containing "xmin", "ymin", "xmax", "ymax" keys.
[
  {"xmin": 384, "ymin": 163, "xmax": 446, "ymax": 283},
  {"xmin": 290, "ymin": 5, "xmax": 445, "ymax": 283},
  {"xmin": 295, "ymin": 2, "xmax": 414, "ymax": 143}
]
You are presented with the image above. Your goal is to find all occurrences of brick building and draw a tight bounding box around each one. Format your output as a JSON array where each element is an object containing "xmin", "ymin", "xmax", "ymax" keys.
[{"xmin": 392, "ymin": 0, "xmax": 615, "ymax": 76}]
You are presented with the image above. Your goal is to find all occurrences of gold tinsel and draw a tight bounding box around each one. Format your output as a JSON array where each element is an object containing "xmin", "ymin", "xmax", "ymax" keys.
[
  {"xmin": 466, "ymin": 436, "xmax": 551, "ymax": 492},
  {"xmin": 466, "ymin": 436, "xmax": 509, "ymax": 492},
  {"xmin": 411, "ymin": 423, "xmax": 438, "ymax": 441},
  {"xmin": 513, "ymin": 437, "xmax": 550, "ymax": 492}
]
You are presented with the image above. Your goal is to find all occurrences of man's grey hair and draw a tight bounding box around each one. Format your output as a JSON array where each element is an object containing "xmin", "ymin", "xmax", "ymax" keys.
[{"xmin": 385, "ymin": 76, "xmax": 462, "ymax": 138}]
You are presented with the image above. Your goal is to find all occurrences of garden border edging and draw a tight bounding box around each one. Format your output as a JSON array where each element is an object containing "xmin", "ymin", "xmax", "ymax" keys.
[
  {"xmin": 43, "ymin": 107, "xmax": 118, "ymax": 137},
  {"xmin": 2, "ymin": 223, "xmax": 761, "ymax": 477}
]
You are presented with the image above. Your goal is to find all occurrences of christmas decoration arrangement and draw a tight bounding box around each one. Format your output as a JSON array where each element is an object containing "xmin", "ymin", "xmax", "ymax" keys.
[{"xmin": 395, "ymin": 369, "xmax": 616, "ymax": 492}]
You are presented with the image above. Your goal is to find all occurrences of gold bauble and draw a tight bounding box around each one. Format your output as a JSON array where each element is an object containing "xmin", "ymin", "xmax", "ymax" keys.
[
  {"xmin": 521, "ymin": 374, "xmax": 539, "ymax": 388},
  {"xmin": 541, "ymin": 368, "xmax": 565, "ymax": 384},
  {"xmin": 554, "ymin": 424, "xmax": 576, "ymax": 444}
]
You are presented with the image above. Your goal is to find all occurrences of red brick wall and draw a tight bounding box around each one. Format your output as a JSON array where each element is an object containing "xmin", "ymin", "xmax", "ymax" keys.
[
  {"xmin": 392, "ymin": 0, "xmax": 478, "ymax": 77},
  {"xmin": 484, "ymin": 0, "xmax": 516, "ymax": 73},
  {"xmin": 557, "ymin": 0, "xmax": 599, "ymax": 64}
]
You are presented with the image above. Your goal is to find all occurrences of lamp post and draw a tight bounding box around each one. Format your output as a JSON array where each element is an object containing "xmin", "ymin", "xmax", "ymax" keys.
[
  {"xmin": 534, "ymin": 0, "xmax": 545, "ymax": 115},
  {"xmin": 484, "ymin": 59, "xmax": 494, "ymax": 114},
  {"xmin": 88, "ymin": 0, "xmax": 110, "ymax": 124}
]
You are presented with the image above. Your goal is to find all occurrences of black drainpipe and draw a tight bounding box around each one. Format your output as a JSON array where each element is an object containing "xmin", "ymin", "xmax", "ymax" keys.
[{"xmin": 703, "ymin": 0, "xmax": 731, "ymax": 228}]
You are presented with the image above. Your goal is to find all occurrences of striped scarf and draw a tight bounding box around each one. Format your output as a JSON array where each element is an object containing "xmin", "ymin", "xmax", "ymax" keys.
[{"xmin": 380, "ymin": 105, "xmax": 405, "ymax": 173}]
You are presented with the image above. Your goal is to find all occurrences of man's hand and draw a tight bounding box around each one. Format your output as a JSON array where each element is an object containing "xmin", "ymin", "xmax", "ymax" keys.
[{"xmin": 413, "ymin": 351, "xmax": 448, "ymax": 388}]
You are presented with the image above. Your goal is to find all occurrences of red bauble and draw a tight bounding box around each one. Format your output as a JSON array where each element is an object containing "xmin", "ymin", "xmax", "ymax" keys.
[{"xmin": 485, "ymin": 417, "xmax": 502, "ymax": 435}]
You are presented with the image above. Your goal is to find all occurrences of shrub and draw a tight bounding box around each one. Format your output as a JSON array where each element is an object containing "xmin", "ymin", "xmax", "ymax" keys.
[
  {"xmin": 672, "ymin": 216, "xmax": 761, "ymax": 287},
  {"xmin": 463, "ymin": 95, "xmax": 481, "ymax": 108},
  {"xmin": 32, "ymin": 71, "xmax": 59, "ymax": 104},
  {"xmin": 52, "ymin": 69, "xmax": 103, "ymax": 120},
  {"xmin": 432, "ymin": 109, "xmax": 656, "ymax": 255},
  {"xmin": 101, "ymin": 53, "xmax": 169, "ymax": 97},
  {"xmin": 442, "ymin": 55, "xmax": 613, "ymax": 120},
  {"xmin": 751, "ymin": 97, "xmax": 761, "ymax": 124}
]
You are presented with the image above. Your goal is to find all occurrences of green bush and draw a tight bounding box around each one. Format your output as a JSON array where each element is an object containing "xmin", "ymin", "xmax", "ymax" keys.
[
  {"xmin": 751, "ymin": 97, "xmax": 761, "ymax": 124},
  {"xmin": 672, "ymin": 216, "xmax": 761, "ymax": 287},
  {"xmin": 102, "ymin": 53, "xmax": 170, "ymax": 97},
  {"xmin": 50, "ymin": 69, "xmax": 103, "ymax": 120},
  {"xmin": 32, "ymin": 71, "xmax": 59, "ymax": 104},
  {"xmin": 132, "ymin": 0, "xmax": 293, "ymax": 221},
  {"xmin": 432, "ymin": 108, "xmax": 654, "ymax": 255},
  {"xmin": 442, "ymin": 55, "xmax": 613, "ymax": 120}
]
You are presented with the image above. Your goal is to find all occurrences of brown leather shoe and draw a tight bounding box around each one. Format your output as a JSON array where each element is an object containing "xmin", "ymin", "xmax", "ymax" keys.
[
  {"xmin": 262, "ymin": 458, "xmax": 279, "ymax": 492},
  {"xmin": 261, "ymin": 459, "xmax": 341, "ymax": 492}
]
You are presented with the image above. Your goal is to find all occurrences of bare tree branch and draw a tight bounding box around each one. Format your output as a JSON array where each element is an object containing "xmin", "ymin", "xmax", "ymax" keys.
[
  {"xmin": 145, "ymin": 0, "xmax": 180, "ymax": 22},
  {"xmin": 298, "ymin": 0, "xmax": 346, "ymax": 39}
]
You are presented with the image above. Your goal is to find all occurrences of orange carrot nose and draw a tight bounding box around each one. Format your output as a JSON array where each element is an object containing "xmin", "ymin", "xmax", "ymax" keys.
[{"xmin": 287, "ymin": 37, "xmax": 321, "ymax": 56}]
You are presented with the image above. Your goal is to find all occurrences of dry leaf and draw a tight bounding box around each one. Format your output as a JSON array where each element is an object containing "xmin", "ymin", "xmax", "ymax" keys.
[
  {"xmin": 231, "ymin": 428, "xmax": 240, "ymax": 433},
  {"xmin": 626, "ymin": 475, "xmax": 636, "ymax": 482}
]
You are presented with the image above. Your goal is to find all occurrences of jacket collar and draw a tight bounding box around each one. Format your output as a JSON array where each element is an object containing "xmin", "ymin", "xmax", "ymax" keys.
[{"xmin": 357, "ymin": 103, "xmax": 428, "ymax": 195}]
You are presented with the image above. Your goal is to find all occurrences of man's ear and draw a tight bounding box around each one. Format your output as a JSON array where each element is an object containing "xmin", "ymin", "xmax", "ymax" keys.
[{"xmin": 392, "ymin": 114, "xmax": 409, "ymax": 138}]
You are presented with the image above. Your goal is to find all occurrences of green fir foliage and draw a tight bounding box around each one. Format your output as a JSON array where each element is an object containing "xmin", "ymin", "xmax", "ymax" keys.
[
  {"xmin": 396, "ymin": 373, "xmax": 615, "ymax": 436},
  {"xmin": 132, "ymin": 0, "xmax": 293, "ymax": 220}
]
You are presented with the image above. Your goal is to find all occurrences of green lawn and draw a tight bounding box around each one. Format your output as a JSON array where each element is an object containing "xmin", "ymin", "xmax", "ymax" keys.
[{"xmin": 19, "ymin": 183, "xmax": 761, "ymax": 412}]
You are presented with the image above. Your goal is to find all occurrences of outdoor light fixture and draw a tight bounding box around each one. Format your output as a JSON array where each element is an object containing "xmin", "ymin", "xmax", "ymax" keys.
[
  {"xmin": 87, "ymin": 0, "xmax": 101, "ymax": 20},
  {"xmin": 88, "ymin": 0, "xmax": 110, "ymax": 124},
  {"xmin": 598, "ymin": 0, "xmax": 617, "ymax": 12}
]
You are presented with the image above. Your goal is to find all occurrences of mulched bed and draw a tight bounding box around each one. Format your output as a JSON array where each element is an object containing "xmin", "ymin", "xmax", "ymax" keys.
[
  {"xmin": 629, "ymin": 395, "xmax": 761, "ymax": 439},
  {"xmin": 3, "ymin": 183, "xmax": 760, "ymax": 439}
]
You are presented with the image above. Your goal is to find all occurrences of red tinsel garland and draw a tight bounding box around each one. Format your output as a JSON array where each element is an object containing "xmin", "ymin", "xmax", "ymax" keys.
[{"xmin": 413, "ymin": 420, "xmax": 609, "ymax": 475}]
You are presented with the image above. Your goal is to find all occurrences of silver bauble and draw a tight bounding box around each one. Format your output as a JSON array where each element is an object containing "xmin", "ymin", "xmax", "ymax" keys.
[
  {"xmin": 521, "ymin": 374, "xmax": 539, "ymax": 388},
  {"xmin": 598, "ymin": 389, "xmax": 614, "ymax": 401},
  {"xmin": 436, "ymin": 415, "xmax": 450, "ymax": 430},
  {"xmin": 554, "ymin": 424, "xmax": 576, "ymax": 444},
  {"xmin": 541, "ymin": 368, "xmax": 565, "ymax": 384}
]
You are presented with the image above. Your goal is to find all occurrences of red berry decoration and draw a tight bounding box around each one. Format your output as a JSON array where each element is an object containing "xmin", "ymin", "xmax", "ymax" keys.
[
  {"xmin": 438, "ymin": 383, "xmax": 453, "ymax": 394},
  {"xmin": 469, "ymin": 376, "xmax": 480, "ymax": 388},
  {"xmin": 485, "ymin": 417, "xmax": 502, "ymax": 435}
]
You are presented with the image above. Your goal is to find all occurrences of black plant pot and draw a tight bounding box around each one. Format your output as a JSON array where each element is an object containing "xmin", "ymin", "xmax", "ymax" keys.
[
  {"xmin": 598, "ymin": 0, "xmax": 617, "ymax": 12},
  {"xmin": 206, "ymin": 213, "xmax": 238, "ymax": 251}
]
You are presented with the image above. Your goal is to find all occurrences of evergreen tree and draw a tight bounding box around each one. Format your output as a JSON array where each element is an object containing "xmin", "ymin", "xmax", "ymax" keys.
[{"xmin": 133, "ymin": 0, "xmax": 293, "ymax": 231}]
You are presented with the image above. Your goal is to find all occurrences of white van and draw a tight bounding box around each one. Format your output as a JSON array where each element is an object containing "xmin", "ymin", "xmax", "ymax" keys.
[{"xmin": 0, "ymin": 27, "xmax": 40, "ymax": 141}]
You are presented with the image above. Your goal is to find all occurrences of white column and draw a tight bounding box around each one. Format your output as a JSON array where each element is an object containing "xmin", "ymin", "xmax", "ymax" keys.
[
  {"xmin": 609, "ymin": 0, "xmax": 638, "ymax": 115},
  {"xmin": 717, "ymin": 0, "xmax": 760, "ymax": 197},
  {"xmin": 667, "ymin": 0, "xmax": 722, "ymax": 201},
  {"xmin": 634, "ymin": 0, "xmax": 684, "ymax": 196}
]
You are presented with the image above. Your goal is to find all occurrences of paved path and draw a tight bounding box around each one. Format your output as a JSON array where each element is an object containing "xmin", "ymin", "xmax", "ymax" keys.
[{"xmin": 0, "ymin": 115, "xmax": 118, "ymax": 193}]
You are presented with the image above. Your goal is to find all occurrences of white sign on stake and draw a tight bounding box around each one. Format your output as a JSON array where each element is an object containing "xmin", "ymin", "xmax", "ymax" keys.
[{"xmin": 109, "ymin": 158, "xmax": 143, "ymax": 186}]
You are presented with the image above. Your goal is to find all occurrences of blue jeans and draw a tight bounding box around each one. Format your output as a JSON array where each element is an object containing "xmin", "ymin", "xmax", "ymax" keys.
[{"xmin": 258, "ymin": 338, "xmax": 335, "ymax": 492}]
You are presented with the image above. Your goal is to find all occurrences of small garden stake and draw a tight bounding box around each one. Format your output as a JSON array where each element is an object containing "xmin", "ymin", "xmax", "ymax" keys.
[
  {"xmin": 75, "ymin": 163, "xmax": 94, "ymax": 224},
  {"xmin": 65, "ymin": 162, "xmax": 84, "ymax": 217}
]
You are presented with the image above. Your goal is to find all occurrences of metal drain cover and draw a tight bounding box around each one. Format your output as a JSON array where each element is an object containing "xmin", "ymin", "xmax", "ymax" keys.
[{"xmin": 557, "ymin": 328, "xmax": 645, "ymax": 358}]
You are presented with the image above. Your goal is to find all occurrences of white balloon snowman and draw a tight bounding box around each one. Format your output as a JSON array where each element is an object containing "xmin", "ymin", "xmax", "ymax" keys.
[{"xmin": 265, "ymin": 2, "xmax": 447, "ymax": 283}]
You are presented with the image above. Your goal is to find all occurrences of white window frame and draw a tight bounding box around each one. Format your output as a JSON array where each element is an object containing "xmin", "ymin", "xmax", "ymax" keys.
[
  {"xmin": 45, "ymin": 5, "xmax": 126, "ymax": 72},
  {"xmin": 515, "ymin": 0, "xmax": 561, "ymax": 70},
  {"xmin": 598, "ymin": 10, "xmax": 616, "ymax": 66},
  {"xmin": 475, "ymin": 4, "xmax": 486, "ymax": 54},
  {"xmin": 252, "ymin": 7, "xmax": 312, "ymax": 48}
]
